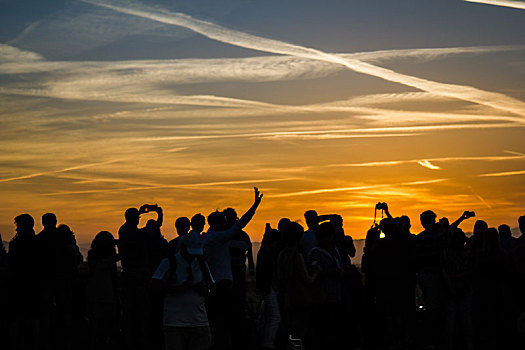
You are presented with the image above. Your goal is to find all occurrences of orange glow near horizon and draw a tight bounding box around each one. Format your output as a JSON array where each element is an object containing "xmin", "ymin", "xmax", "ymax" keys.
[{"xmin": 1, "ymin": 1, "xmax": 524, "ymax": 245}]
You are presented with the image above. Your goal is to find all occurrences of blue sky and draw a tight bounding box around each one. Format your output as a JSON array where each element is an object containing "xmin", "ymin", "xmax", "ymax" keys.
[{"xmin": 0, "ymin": 0, "xmax": 524, "ymax": 242}]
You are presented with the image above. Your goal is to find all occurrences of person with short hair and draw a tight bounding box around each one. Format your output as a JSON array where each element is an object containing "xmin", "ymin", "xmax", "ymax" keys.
[
  {"xmin": 152, "ymin": 234, "xmax": 213, "ymax": 350},
  {"xmin": 118, "ymin": 204, "xmax": 162, "ymax": 350},
  {"xmin": 204, "ymin": 187, "xmax": 263, "ymax": 350}
]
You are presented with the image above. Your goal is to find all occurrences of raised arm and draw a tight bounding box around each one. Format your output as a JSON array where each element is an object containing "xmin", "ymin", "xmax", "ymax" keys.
[
  {"xmin": 382, "ymin": 202, "xmax": 393, "ymax": 219},
  {"xmin": 237, "ymin": 187, "xmax": 263, "ymax": 229},
  {"xmin": 154, "ymin": 205, "xmax": 164, "ymax": 227},
  {"xmin": 451, "ymin": 211, "xmax": 475, "ymax": 229}
]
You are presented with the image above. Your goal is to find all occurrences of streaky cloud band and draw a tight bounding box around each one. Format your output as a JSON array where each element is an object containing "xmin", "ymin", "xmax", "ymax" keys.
[
  {"xmin": 82, "ymin": 0, "xmax": 525, "ymax": 116},
  {"xmin": 464, "ymin": 0, "xmax": 525, "ymax": 10}
]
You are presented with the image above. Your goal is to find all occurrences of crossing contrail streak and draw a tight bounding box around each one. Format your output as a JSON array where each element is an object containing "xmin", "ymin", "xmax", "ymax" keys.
[
  {"xmin": 464, "ymin": 0, "xmax": 525, "ymax": 10},
  {"xmin": 0, "ymin": 159, "xmax": 126, "ymax": 183},
  {"xmin": 83, "ymin": 1, "xmax": 525, "ymax": 117},
  {"xmin": 272, "ymin": 179, "xmax": 447, "ymax": 198}
]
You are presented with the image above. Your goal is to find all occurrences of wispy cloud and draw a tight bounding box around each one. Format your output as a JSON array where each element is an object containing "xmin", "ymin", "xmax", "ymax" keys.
[
  {"xmin": 44, "ymin": 177, "xmax": 297, "ymax": 196},
  {"xmin": 478, "ymin": 169, "xmax": 525, "ymax": 177},
  {"xmin": 0, "ymin": 159, "xmax": 126, "ymax": 183},
  {"xmin": 0, "ymin": 44, "xmax": 44, "ymax": 62},
  {"xmin": 272, "ymin": 179, "xmax": 446, "ymax": 198},
  {"xmin": 82, "ymin": 0, "xmax": 525, "ymax": 116},
  {"xmin": 7, "ymin": 22, "xmax": 41, "ymax": 45},
  {"xmin": 132, "ymin": 123, "xmax": 523, "ymax": 142},
  {"xmin": 418, "ymin": 160, "xmax": 441, "ymax": 170},
  {"xmin": 333, "ymin": 153, "xmax": 525, "ymax": 168},
  {"xmin": 464, "ymin": 0, "xmax": 525, "ymax": 10}
]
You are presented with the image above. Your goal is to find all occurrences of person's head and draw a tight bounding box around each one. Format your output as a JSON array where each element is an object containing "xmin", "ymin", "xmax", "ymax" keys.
[
  {"xmin": 473, "ymin": 220, "xmax": 488, "ymax": 236},
  {"xmin": 519, "ymin": 215, "xmax": 525, "ymax": 235},
  {"xmin": 261, "ymin": 227, "xmax": 281, "ymax": 247},
  {"xmin": 191, "ymin": 213, "xmax": 205, "ymax": 233},
  {"xmin": 420, "ymin": 210, "xmax": 437, "ymax": 230},
  {"xmin": 330, "ymin": 215, "xmax": 343, "ymax": 230},
  {"xmin": 304, "ymin": 210, "xmax": 318, "ymax": 230},
  {"xmin": 207, "ymin": 210, "xmax": 226, "ymax": 231},
  {"xmin": 90, "ymin": 231, "xmax": 116, "ymax": 257},
  {"xmin": 42, "ymin": 213, "xmax": 57, "ymax": 230},
  {"xmin": 380, "ymin": 218, "xmax": 396, "ymax": 238},
  {"xmin": 124, "ymin": 208, "xmax": 140, "ymax": 226},
  {"xmin": 498, "ymin": 224, "xmax": 512, "ymax": 238},
  {"xmin": 277, "ymin": 218, "xmax": 291, "ymax": 233},
  {"xmin": 14, "ymin": 214, "xmax": 35, "ymax": 237},
  {"xmin": 283, "ymin": 221, "xmax": 304, "ymax": 247},
  {"xmin": 223, "ymin": 208, "xmax": 238, "ymax": 227},
  {"xmin": 317, "ymin": 222, "xmax": 335, "ymax": 249},
  {"xmin": 57, "ymin": 224, "xmax": 74, "ymax": 243},
  {"xmin": 399, "ymin": 215, "xmax": 411, "ymax": 234},
  {"xmin": 146, "ymin": 219, "xmax": 161, "ymax": 238},
  {"xmin": 175, "ymin": 217, "xmax": 190, "ymax": 236}
]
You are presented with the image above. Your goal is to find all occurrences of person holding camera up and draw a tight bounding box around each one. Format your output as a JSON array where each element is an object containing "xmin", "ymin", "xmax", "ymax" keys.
[
  {"xmin": 118, "ymin": 203, "xmax": 162, "ymax": 350},
  {"xmin": 416, "ymin": 209, "xmax": 475, "ymax": 349}
]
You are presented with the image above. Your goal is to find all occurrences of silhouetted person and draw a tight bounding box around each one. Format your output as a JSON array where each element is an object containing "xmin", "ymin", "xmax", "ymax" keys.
[
  {"xmin": 361, "ymin": 219, "xmax": 382, "ymax": 350},
  {"xmin": 299, "ymin": 210, "xmax": 335, "ymax": 257},
  {"xmin": 169, "ymin": 216, "xmax": 190, "ymax": 255},
  {"xmin": 499, "ymin": 224, "xmax": 516, "ymax": 254},
  {"xmin": 145, "ymin": 212, "xmax": 169, "ymax": 350},
  {"xmin": 86, "ymin": 231, "xmax": 119, "ymax": 350},
  {"xmin": 415, "ymin": 209, "xmax": 447, "ymax": 348},
  {"xmin": 0, "ymin": 232, "xmax": 6, "ymax": 348},
  {"xmin": 308, "ymin": 222, "xmax": 344, "ymax": 350},
  {"xmin": 331, "ymin": 214, "xmax": 362, "ymax": 350},
  {"xmin": 7, "ymin": 214, "xmax": 39, "ymax": 350},
  {"xmin": 515, "ymin": 216, "xmax": 525, "ymax": 308},
  {"xmin": 204, "ymin": 187, "xmax": 263, "ymax": 350},
  {"xmin": 441, "ymin": 228, "xmax": 473, "ymax": 350},
  {"xmin": 191, "ymin": 213, "xmax": 206, "ymax": 236},
  {"xmin": 471, "ymin": 227, "xmax": 505, "ymax": 350},
  {"xmin": 52, "ymin": 224, "xmax": 81, "ymax": 350},
  {"xmin": 277, "ymin": 221, "xmax": 321, "ymax": 348},
  {"xmin": 256, "ymin": 224, "xmax": 282, "ymax": 349},
  {"xmin": 224, "ymin": 207, "xmax": 255, "ymax": 339},
  {"xmin": 0, "ymin": 233, "xmax": 6, "ymax": 267},
  {"xmin": 118, "ymin": 204, "xmax": 161, "ymax": 350},
  {"xmin": 152, "ymin": 232, "xmax": 213, "ymax": 350},
  {"xmin": 36, "ymin": 213, "xmax": 78, "ymax": 350}
]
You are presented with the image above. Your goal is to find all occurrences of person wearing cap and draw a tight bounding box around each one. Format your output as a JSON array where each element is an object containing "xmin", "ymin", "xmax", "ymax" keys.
[{"xmin": 152, "ymin": 234, "xmax": 213, "ymax": 350}]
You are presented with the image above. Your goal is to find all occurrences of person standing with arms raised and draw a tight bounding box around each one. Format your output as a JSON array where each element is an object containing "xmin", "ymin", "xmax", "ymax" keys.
[{"xmin": 204, "ymin": 187, "xmax": 263, "ymax": 350}]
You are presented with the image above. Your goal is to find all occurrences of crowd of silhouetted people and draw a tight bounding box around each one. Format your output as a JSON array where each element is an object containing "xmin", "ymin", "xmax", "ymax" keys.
[{"xmin": 0, "ymin": 187, "xmax": 524, "ymax": 350}]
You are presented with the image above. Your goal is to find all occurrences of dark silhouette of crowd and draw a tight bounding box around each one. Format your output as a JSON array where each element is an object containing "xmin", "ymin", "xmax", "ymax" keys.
[{"xmin": 0, "ymin": 188, "xmax": 524, "ymax": 350}]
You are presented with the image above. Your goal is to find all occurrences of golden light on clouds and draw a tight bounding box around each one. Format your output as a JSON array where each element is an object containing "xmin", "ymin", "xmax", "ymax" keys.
[{"xmin": 1, "ymin": 0, "xmax": 524, "ymax": 246}]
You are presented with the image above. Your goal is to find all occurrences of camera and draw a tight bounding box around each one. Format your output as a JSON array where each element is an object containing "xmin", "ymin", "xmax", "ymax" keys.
[
  {"xmin": 464, "ymin": 211, "xmax": 475, "ymax": 219},
  {"xmin": 375, "ymin": 202, "xmax": 387, "ymax": 210}
]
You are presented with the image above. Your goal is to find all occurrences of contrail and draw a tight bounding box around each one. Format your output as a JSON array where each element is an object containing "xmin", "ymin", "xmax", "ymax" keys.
[
  {"xmin": 332, "ymin": 153, "xmax": 525, "ymax": 168},
  {"xmin": 44, "ymin": 177, "xmax": 297, "ymax": 195},
  {"xmin": 83, "ymin": 0, "xmax": 525, "ymax": 116},
  {"xmin": 134, "ymin": 123, "xmax": 522, "ymax": 142},
  {"xmin": 464, "ymin": 0, "xmax": 525, "ymax": 10},
  {"xmin": 468, "ymin": 186, "xmax": 492, "ymax": 209},
  {"xmin": 7, "ymin": 21, "xmax": 41, "ymax": 45},
  {"xmin": 479, "ymin": 169, "xmax": 525, "ymax": 177},
  {"xmin": 0, "ymin": 159, "xmax": 125, "ymax": 183},
  {"xmin": 272, "ymin": 179, "xmax": 446, "ymax": 198}
]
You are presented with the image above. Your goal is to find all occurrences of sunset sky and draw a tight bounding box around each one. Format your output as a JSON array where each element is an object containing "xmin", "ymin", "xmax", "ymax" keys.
[{"xmin": 1, "ymin": 0, "xmax": 524, "ymax": 245}]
